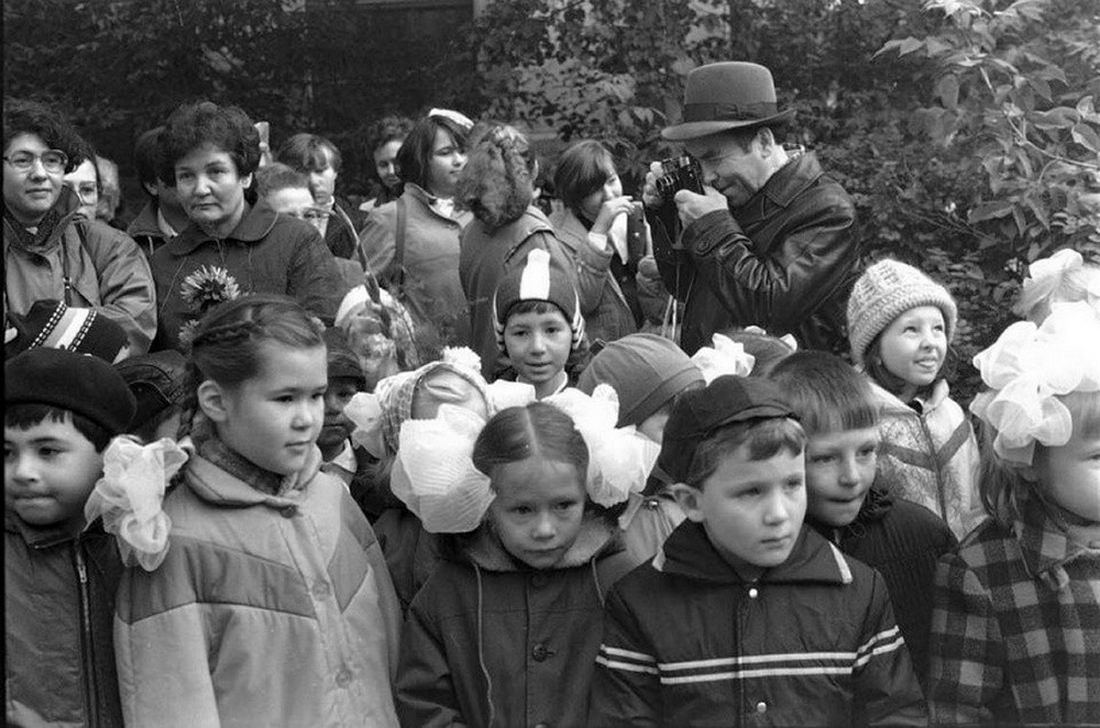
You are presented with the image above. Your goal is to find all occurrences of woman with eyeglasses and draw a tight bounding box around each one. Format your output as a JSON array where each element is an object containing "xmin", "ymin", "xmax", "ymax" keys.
[
  {"xmin": 3, "ymin": 99, "xmax": 156, "ymax": 355},
  {"xmin": 357, "ymin": 109, "xmax": 474, "ymax": 359},
  {"xmin": 147, "ymin": 100, "xmax": 346, "ymax": 352}
]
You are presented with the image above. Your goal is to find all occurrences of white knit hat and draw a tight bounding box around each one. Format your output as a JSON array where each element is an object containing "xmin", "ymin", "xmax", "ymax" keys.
[{"xmin": 847, "ymin": 259, "xmax": 958, "ymax": 366}]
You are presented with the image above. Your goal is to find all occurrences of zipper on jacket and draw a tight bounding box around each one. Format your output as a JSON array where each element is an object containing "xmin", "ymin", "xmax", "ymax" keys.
[
  {"xmin": 74, "ymin": 545, "xmax": 100, "ymax": 728},
  {"xmin": 917, "ymin": 417, "xmax": 949, "ymax": 521}
]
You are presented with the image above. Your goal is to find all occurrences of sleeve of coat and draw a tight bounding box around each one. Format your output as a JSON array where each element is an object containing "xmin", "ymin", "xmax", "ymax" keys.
[
  {"xmin": 83, "ymin": 225, "xmax": 157, "ymax": 355},
  {"xmin": 569, "ymin": 232, "xmax": 615, "ymax": 317},
  {"xmin": 357, "ymin": 206, "xmax": 397, "ymax": 284},
  {"xmin": 853, "ymin": 569, "xmax": 928, "ymax": 727},
  {"xmin": 114, "ymin": 559, "xmax": 221, "ymax": 728},
  {"xmin": 395, "ymin": 587, "xmax": 468, "ymax": 728},
  {"xmin": 587, "ymin": 584, "xmax": 661, "ymax": 727},
  {"xmin": 927, "ymin": 550, "xmax": 1005, "ymax": 725},
  {"xmin": 680, "ymin": 192, "xmax": 856, "ymax": 332},
  {"xmin": 286, "ymin": 227, "xmax": 347, "ymax": 323}
]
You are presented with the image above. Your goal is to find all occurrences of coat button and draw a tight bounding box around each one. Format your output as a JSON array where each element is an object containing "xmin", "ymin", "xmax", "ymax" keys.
[
  {"xmin": 313, "ymin": 580, "xmax": 331, "ymax": 599},
  {"xmin": 530, "ymin": 573, "xmax": 549, "ymax": 589},
  {"xmin": 531, "ymin": 642, "xmax": 551, "ymax": 662},
  {"xmin": 280, "ymin": 505, "xmax": 296, "ymax": 518},
  {"xmin": 335, "ymin": 668, "xmax": 352, "ymax": 687},
  {"xmin": 755, "ymin": 701, "xmax": 767, "ymax": 713},
  {"xmin": 748, "ymin": 587, "xmax": 759, "ymax": 599}
]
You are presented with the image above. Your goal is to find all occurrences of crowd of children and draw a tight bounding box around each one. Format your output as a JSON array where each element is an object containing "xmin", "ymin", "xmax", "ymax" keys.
[{"xmin": 6, "ymin": 91, "xmax": 1100, "ymax": 727}]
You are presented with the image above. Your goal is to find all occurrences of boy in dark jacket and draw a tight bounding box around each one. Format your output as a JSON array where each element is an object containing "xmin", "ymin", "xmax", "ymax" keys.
[
  {"xmin": 770, "ymin": 350, "xmax": 957, "ymax": 691},
  {"xmin": 5, "ymin": 347, "xmax": 136, "ymax": 726},
  {"xmin": 588, "ymin": 375, "xmax": 926, "ymax": 727}
]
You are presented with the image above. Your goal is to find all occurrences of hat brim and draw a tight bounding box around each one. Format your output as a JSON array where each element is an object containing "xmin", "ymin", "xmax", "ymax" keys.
[{"xmin": 661, "ymin": 109, "xmax": 796, "ymax": 142}]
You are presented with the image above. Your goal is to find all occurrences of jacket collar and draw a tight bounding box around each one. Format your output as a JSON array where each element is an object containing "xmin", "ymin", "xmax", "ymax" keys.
[
  {"xmin": 738, "ymin": 148, "xmax": 822, "ymax": 213},
  {"xmin": 548, "ymin": 208, "xmax": 587, "ymax": 253},
  {"xmin": 868, "ymin": 377, "xmax": 949, "ymax": 416},
  {"xmin": 1015, "ymin": 492, "xmax": 1096, "ymax": 590},
  {"xmin": 4, "ymin": 507, "xmax": 100, "ymax": 549},
  {"xmin": 3, "ymin": 186, "xmax": 82, "ymax": 254},
  {"xmin": 655, "ymin": 519, "xmax": 853, "ymax": 586},
  {"xmin": 403, "ymin": 183, "xmax": 471, "ymax": 226},
  {"xmin": 126, "ymin": 200, "xmax": 163, "ymax": 238},
  {"xmin": 164, "ymin": 200, "xmax": 277, "ymax": 256},
  {"xmin": 450, "ymin": 511, "xmax": 621, "ymax": 572}
]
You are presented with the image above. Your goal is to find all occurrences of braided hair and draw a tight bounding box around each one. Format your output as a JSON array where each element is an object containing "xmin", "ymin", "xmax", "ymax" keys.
[
  {"xmin": 456, "ymin": 123, "xmax": 536, "ymax": 230},
  {"xmin": 176, "ymin": 294, "xmax": 325, "ymax": 438}
]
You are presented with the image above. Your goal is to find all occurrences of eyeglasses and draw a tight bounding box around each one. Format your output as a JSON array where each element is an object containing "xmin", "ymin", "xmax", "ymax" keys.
[
  {"xmin": 3, "ymin": 149, "xmax": 69, "ymax": 174},
  {"xmin": 66, "ymin": 181, "xmax": 99, "ymax": 201}
]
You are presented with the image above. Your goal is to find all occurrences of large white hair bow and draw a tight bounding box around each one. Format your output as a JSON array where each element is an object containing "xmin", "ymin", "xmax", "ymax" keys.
[
  {"xmin": 970, "ymin": 302, "xmax": 1100, "ymax": 464},
  {"xmin": 84, "ymin": 437, "xmax": 188, "ymax": 571},
  {"xmin": 691, "ymin": 333, "xmax": 756, "ymax": 383}
]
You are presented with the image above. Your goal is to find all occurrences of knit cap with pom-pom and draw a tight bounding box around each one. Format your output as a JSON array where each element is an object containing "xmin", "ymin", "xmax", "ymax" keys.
[{"xmin": 846, "ymin": 259, "xmax": 958, "ymax": 366}]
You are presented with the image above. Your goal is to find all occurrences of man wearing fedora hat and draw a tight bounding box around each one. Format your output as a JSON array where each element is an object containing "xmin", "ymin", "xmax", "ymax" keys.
[{"xmin": 644, "ymin": 61, "xmax": 858, "ymax": 356}]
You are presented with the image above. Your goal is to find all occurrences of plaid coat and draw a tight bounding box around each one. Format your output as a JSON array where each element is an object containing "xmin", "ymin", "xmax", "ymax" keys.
[{"xmin": 927, "ymin": 494, "xmax": 1100, "ymax": 725}]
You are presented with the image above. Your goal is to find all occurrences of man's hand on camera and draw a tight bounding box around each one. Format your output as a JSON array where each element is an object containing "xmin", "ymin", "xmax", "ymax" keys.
[
  {"xmin": 642, "ymin": 161, "xmax": 664, "ymax": 208},
  {"xmin": 674, "ymin": 186, "xmax": 727, "ymax": 226}
]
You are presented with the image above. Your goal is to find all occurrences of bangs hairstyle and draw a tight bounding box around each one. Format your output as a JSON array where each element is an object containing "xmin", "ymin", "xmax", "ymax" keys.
[
  {"xmin": 768, "ymin": 351, "xmax": 878, "ymax": 435},
  {"xmin": 396, "ymin": 114, "xmax": 470, "ymax": 191},
  {"xmin": 2, "ymin": 99, "xmax": 84, "ymax": 173},
  {"xmin": 979, "ymin": 389, "xmax": 1100, "ymax": 527},
  {"xmin": 276, "ymin": 133, "xmax": 341, "ymax": 174},
  {"xmin": 503, "ymin": 299, "xmax": 569, "ymax": 326},
  {"xmin": 472, "ymin": 402, "xmax": 589, "ymax": 492},
  {"xmin": 685, "ymin": 417, "xmax": 806, "ymax": 490},
  {"xmin": 554, "ymin": 140, "xmax": 615, "ymax": 214},
  {"xmin": 5, "ymin": 404, "xmax": 112, "ymax": 452},
  {"xmin": 158, "ymin": 101, "xmax": 260, "ymax": 185},
  {"xmin": 177, "ymin": 294, "xmax": 325, "ymax": 437},
  {"xmin": 456, "ymin": 123, "xmax": 536, "ymax": 230}
]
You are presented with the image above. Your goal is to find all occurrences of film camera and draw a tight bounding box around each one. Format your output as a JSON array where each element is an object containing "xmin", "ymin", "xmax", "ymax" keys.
[{"xmin": 655, "ymin": 156, "xmax": 705, "ymax": 199}]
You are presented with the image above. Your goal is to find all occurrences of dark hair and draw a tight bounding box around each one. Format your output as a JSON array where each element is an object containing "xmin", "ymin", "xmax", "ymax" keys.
[
  {"xmin": 396, "ymin": 114, "xmax": 470, "ymax": 192},
  {"xmin": 5, "ymin": 403, "xmax": 112, "ymax": 452},
  {"xmin": 769, "ymin": 351, "xmax": 878, "ymax": 436},
  {"xmin": 2, "ymin": 99, "xmax": 84, "ymax": 173},
  {"xmin": 254, "ymin": 162, "xmax": 310, "ymax": 198},
  {"xmin": 366, "ymin": 115, "xmax": 414, "ymax": 156},
  {"xmin": 503, "ymin": 299, "xmax": 568, "ymax": 327},
  {"xmin": 133, "ymin": 126, "xmax": 166, "ymax": 194},
  {"xmin": 178, "ymin": 294, "xmax": 325, "ymax": 437},
  {"xmin": 158, "ymin": 101, "xmax": 260, "ymax": 185},
  {"xmin": 717, "ymin": 327, "xmax": 796, "ymax": 377},
  {"xmin": 457, "ymin": 123, "xmax": 536, "ymax": 229},
  {"xmin": 716, "ymin": 125, "xmax": 777, "ymax": 153},
  {"xmin": 554, "ymin": 140, "xmax": 616, "ymax": 215},
  {"xmin": 472, "ymin": 402, "xmax": 589, "ymax": 490},
  {"xmin": 276, "ymin": 132, "xmax": 342, "ymax": 174},
  {"xmin": 685, "ymin": 417, "xmax": 805, "ymax": 490},
  {"xmin": 863, "ymin": 331, "xmax": 959, "ymax": 400}
]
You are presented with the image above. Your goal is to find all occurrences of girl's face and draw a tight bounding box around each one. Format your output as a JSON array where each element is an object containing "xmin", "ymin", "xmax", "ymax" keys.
[
  {"xmin": 374, "ymin": 139, "xmax": 403, "ymax": 191},
  {"xmin": 1036, "ymin": 424, "xmax": 1100, "ymax": 523},
  {"xmin": 488, "ymin": 457, "xmax": 586, "ymax": 569},
  {"xmin": 213, "ymin": 343, "xmax": 327, "ymax": 476},
  {"xmin": 174, "ymin": 143, "xmax": 251, "ymax": 234},
  {"xmin": 425, "ymin": 128, "xmax": 466, "ymax": 198},
  {"xmin": 578, "ymin": 163, "xmax": 622, "ymax": 222},
  {"xmin": 877, "ymin": 306, "xmax": 947, "ymax": 398}
]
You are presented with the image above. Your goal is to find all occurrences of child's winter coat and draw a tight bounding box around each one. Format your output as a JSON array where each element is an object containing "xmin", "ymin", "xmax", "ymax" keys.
[{"xmin": 396, "ymin": 511, "xmax": 635, "ymax": 728}]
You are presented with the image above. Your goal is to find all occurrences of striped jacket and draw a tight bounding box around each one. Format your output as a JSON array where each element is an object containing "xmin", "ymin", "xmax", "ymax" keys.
[
  {"xmin": 589, "ymin": 520, "xmax": 927, "ymax": 727},
  {"xmin": 927, "ymin": 494, "xmax": 1100, "ymax": 725}
]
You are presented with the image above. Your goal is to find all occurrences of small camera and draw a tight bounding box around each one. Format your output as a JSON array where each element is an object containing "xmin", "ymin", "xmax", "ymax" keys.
[{"xmin": 655, "ymin": 156, "xmax": 704, "ymax": 200}]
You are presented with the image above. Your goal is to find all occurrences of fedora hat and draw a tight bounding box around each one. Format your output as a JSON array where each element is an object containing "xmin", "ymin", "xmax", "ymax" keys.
[{"xmin": 662, "ymin": 62, "xmax": 795, "ymax": 141}]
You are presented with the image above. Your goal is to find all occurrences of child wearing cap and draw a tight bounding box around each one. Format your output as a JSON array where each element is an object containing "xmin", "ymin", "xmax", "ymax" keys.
[
  {"xmin": 493, "ymin": 247, "xmax": 587, "ymax": 398},
  {"xmin": 588, "ymin": 375, "xmax": 926, "ymax": 727},
  {"xmin": 846, "ymin": 258, "xmax": 980, "ymax": 539},
  {"xmin": 770, "ymin": 350, "xmax": 957, "ymax": 691},
  {"xmin": 115, "ymin": 349, "xmax": 188, "ymax": 442},
  {"xmin": 5, "ymin": 347, "xmax": 137, "ymax": 727},
  {"xmin": 577, "ymin": 332, "xmax": 705, "ymax": 562}
]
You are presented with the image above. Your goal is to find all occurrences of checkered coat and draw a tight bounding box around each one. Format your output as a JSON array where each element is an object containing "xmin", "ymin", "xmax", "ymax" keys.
[{"xmin": 927, "ymin": 494, "xmax": 1100, "ymax": 725}]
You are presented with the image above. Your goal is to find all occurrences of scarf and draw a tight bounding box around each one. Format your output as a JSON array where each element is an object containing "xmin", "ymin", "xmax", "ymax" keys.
[{"xmin": 3, "ymin": 202, "xmax": 64, "ymax": 251}]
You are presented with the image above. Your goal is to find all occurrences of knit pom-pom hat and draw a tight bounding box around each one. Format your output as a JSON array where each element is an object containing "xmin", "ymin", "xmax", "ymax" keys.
[
  {"xmin": 493, "ymin": 248, "xmax": 584, "ymax": 352},
  {"xmin": 847, "ymin": 259, "xmax": 958, "ymax": 366}
]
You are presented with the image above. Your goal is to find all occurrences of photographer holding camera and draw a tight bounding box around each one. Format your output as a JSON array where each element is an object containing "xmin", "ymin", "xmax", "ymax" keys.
[{"xmin": 644, "ymin": 62, "xmax": 858, "ymax": 356}]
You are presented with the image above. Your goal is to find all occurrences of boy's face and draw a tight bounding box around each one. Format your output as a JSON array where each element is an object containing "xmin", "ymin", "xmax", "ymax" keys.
[
  {"xmin": 804, "ymin": 426, "xmax": 879, "ymax": 528},
  {"xmin": 317, "ymin": 375, "xmax": 361, "ymax": 453},
  {"xmin": 676, "ymin": 445, "xmax": 806, "ymax": 568},
  {"xmin": 5, "ymin": 415, "xmax": 103, "ymax": 527},
  {"xmin": 503, "ymin": 308, "xmax": 572, "ymax": 396}
]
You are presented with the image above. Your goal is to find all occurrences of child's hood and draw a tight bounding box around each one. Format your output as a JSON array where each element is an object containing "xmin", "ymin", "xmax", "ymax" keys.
[
  {"xmin": 441, "ymin": 509, "xmax": 623, "ymax": 572},
  {"xmin": 869, "ymin": 376, "xmax": 950, "ymax": 416}
]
